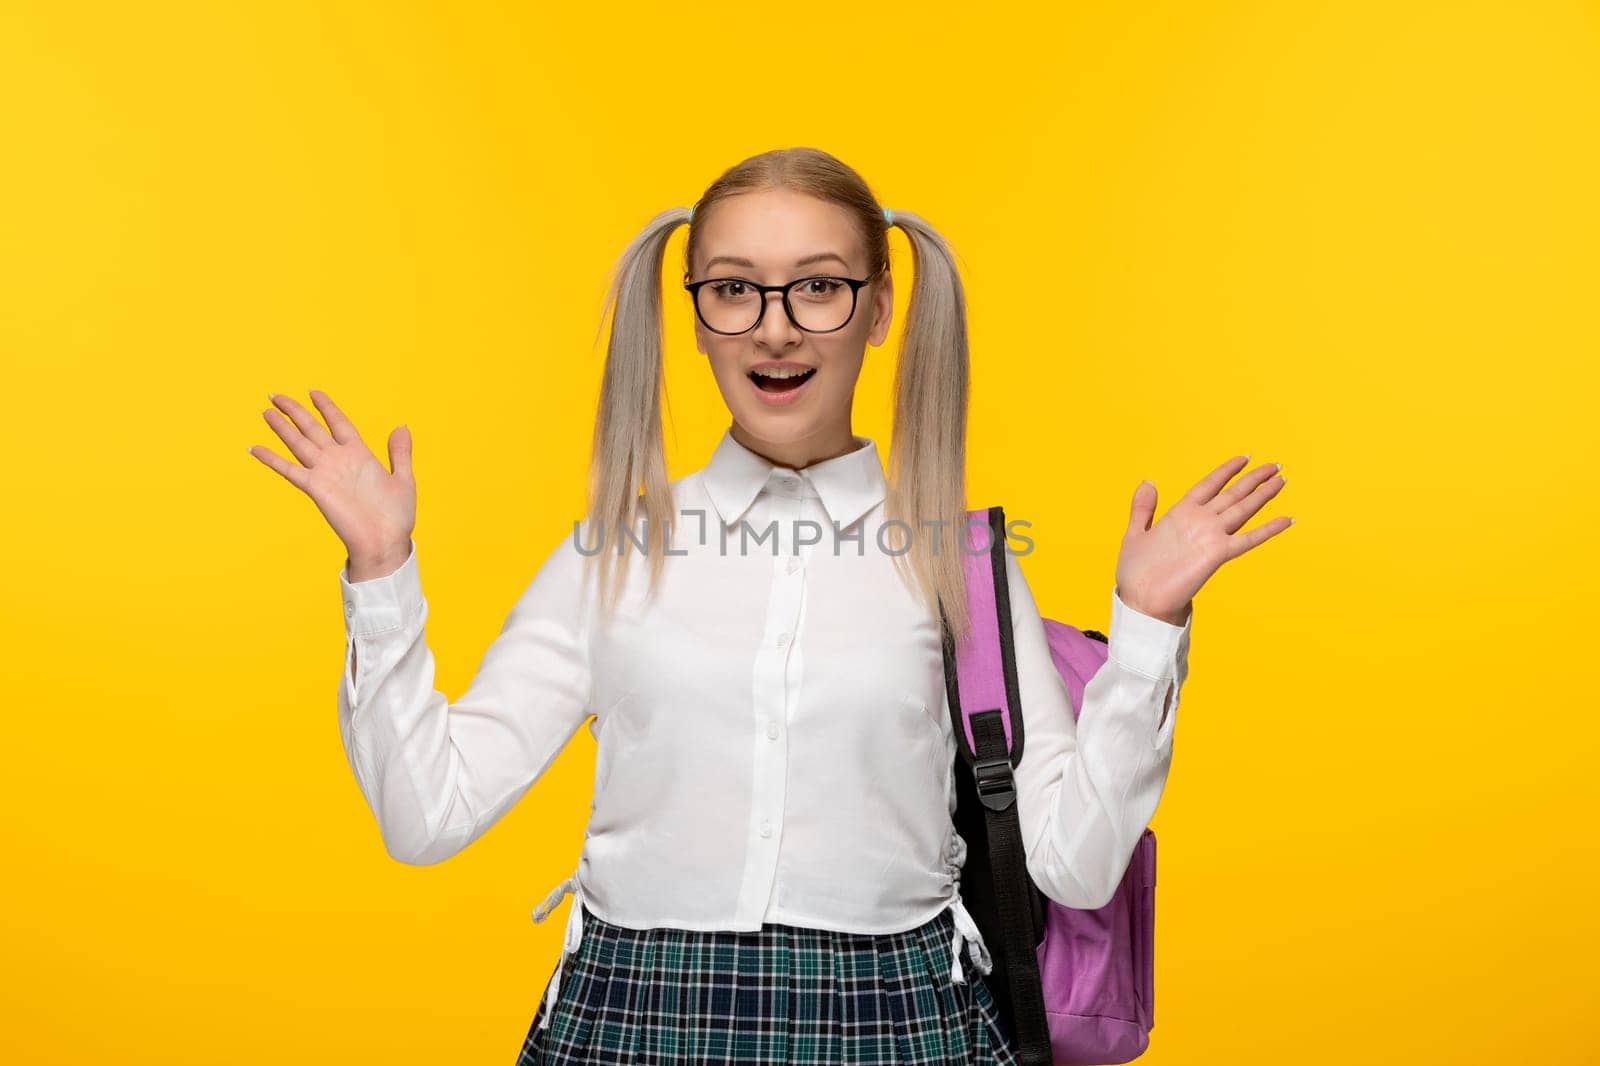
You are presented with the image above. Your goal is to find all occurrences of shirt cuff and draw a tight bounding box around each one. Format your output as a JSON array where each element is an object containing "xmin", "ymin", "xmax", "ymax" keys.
[
  {"xmin": 1107, "ymin": 586, "xmax": 1191, "ymax": 681},
  {"xmin": 339, "ymin": 539, "xmax": 423, "ymax": 638}
]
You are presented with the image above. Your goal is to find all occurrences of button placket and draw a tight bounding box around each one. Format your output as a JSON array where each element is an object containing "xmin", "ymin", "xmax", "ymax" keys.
[
  {"xmin": 764, "ymin": 492, "xmax": 802, "ymax": 833},
  {"xmin": 734, "ymin": 488, "xmax": 803, "ymax": 924}
]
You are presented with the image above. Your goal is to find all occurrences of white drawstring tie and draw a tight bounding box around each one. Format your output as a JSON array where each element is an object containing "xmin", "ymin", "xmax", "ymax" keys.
[
  {"xmin": 947, "ymin": 889, "xmax": 993, "ymax": 985},
  {"xmin": 530, "ymin": 872, "xmax": 587, "ymax": 1031}
]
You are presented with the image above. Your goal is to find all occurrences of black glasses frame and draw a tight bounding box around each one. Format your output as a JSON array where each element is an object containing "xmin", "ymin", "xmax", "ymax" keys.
[{"xmin": 682, "ymin": 262, "xmax": 888, "ymax": 335}]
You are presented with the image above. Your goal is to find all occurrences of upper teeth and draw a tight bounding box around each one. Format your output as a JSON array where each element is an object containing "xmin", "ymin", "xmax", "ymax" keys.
[{"xmin": 753, "ymin": 367, "xmax": 811, "ymax": 379}]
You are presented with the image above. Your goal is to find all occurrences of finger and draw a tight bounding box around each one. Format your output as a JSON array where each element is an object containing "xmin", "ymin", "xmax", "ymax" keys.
[
  {"xmin": 308, "ymin": 388, "xmax": 366, "ymax": 448},
  {"xmin": 269, "ymin": 392, "xmax": 335, "ymax": 449},
  {"xmin": 1226, "ymin": 514, "xmax": 1295, "ymax": 561},
  {"xmin": 388, "ymin": 424, "xmax": 413, "ymax": 483},
  {"xmin": 262, "ymin": 407, "xmax": 321, "ymax": 468},
  {"xmin": 1219, "ymin": 473, "xmax": 1287, "ymax": 534},
  {"xmin": 1208, "ymin": 461, "xmax": 1282, "ymax": 513},
  {"xmin": 1126, "ymin": 479, "xmax": 1157, "ymax": 534},
  {"xmin": 247, "ymin": 443, "xmax": 311, "ymax": 492},
  {"xmin": 1185, "ymin": 454, "xmax": 1253, "ymax": 508}
]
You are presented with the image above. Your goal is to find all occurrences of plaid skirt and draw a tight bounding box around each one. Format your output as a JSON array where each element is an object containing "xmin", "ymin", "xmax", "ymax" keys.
[{"xmin": 515, "ymin": 900, "xmax": 1020, "ymax": 1065}]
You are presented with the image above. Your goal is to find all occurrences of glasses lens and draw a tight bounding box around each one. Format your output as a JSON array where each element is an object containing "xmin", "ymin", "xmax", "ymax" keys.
[
  {"xmin": 696, "ymin": 279, "xmax": 763, "ymax": 334},
  {"xmin": 788, "ymin": 277, "xmax": 856, "ymax": 332}
]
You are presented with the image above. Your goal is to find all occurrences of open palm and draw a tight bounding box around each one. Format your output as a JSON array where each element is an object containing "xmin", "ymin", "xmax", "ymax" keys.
[
  {"xmin": 247, "ymin": 389, "xmax": 417, "ymax": 569},
  {"xmin": 1114, "ymin": 455, "xmax": 1292, "ymax": 626}
]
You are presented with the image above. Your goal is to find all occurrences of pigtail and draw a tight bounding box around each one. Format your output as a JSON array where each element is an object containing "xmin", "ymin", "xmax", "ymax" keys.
[
  {"xmin": 881, "ymin": 210, "xmax": 975, "ymax": 644},
  {"xmin": 584, "ymin": 206, "xmax": 692, "ymax": 624}
]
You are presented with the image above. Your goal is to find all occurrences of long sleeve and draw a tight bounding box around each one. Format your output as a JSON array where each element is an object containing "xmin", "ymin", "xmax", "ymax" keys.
[
  {"xmin": 1004, "ymin": 549, "xmax": 1192, "ymax": 910},
  {"xmin": 335, "ymin": 530, "xmax": 596, "ymax": 866}
]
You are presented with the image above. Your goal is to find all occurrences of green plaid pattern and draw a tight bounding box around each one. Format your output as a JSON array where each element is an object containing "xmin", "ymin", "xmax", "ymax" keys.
[{"xmin": 517, "ymin": 903, "xmax": 1020, "ymax": 1064}]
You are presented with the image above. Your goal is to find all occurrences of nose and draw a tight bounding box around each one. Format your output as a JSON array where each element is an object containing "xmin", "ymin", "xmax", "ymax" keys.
[{"xmin": 752, "ymin": 288, "xmax": 802, "ymax": 347}]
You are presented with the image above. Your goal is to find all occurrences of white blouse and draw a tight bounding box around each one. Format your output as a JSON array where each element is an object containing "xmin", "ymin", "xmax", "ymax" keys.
[{"xmin": 335, "ymin": 427, "xmax": 1191, "ymax": 1027}]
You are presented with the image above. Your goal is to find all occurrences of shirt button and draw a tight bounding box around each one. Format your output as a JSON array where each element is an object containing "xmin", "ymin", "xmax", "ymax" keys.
[
  {"xmin": 760, "ymin": 820, "xmax": 773, "ymax": 838},
  {"xmin": 344, "ymin": 601, "xmax": 355, "ymax": 617},
  {"xmin": 766, "ymin": 721, "xmax": 779, "ymax": 740},
  {"xmin": 776, "ymin": 632, "xmax": 791, "ymax": 647},
  {"xmin": 786, "ymin": 556, "xmax": 800, "ymax": 574}
]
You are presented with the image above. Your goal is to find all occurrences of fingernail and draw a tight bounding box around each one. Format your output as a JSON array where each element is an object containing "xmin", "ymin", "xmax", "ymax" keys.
[
  {"xmin": 1274, "ymin": 462, "xmax": 1282, "ymax": 473},
  {"xmin": 267, "ymin": 392, "xmax": 277, "ymax": 403}
]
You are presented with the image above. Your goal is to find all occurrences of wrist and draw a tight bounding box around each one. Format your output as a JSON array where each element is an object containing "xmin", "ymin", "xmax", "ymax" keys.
[
  {"xmin": 347, "ymin": 540, "xmax": 411, "ymax": 583},
  {"xmin": 1116, "ymin": 586, "xmax": 1190, "ymax": 627}
]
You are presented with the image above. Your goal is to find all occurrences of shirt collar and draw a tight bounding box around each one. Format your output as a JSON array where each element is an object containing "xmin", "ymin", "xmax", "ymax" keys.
[{"xmin": 701, "ymin": 426, "xmax": 887, "ymax": 531}]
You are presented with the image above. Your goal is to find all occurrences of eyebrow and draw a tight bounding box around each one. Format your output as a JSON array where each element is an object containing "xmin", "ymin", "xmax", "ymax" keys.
[{"xmin": 703, "ymin": 251, "xmax": 853, "ymax": 273}]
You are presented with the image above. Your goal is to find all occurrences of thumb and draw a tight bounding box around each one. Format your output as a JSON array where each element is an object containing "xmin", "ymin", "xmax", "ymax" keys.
[
  {"xmin": 1127, "ymin": 479, "xmax": 1157, "ymax": 534},
  {"xmin": 388, "ymin": 424, "xmax": 413, "ymax": 482}
]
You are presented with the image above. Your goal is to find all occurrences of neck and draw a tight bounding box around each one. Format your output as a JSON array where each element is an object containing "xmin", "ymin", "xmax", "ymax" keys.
[{"xmin": 730, "ymin": 421, "xmax": 859, "ymax": 471}]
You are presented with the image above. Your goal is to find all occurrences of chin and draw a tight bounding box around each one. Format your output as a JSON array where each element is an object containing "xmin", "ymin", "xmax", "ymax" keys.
[{"xmin": 736, "ymin": 410, "xmax": 818, "ymax": 435}]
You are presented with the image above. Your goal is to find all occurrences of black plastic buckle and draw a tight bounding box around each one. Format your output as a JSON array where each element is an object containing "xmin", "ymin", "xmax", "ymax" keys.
[{"xmin": 973, "ymin": 754, "xmax": 1017, "ymax": 811}]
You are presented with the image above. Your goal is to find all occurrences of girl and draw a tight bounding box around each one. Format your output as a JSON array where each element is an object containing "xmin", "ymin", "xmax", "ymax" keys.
[{"xmin": 250, "ymin": 146, "xmax": 1290, "ymax": 1064}]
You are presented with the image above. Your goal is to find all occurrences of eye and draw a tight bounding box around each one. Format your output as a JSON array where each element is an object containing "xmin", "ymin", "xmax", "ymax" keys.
[
  {"xmin": 708, "ymin": 279, "xmax": 753, "ymax": 300},
  {"xmin": 795, "ymin": 277, "xmax": 845, "ymax": 300}
]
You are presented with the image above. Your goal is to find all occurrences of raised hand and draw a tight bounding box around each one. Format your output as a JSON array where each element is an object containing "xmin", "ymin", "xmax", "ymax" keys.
[
  {"xmin": 248, "ymin": 389, "xmax": 417, "ymax": 580},
  {"xmin": 1113, "ymin": 455, "xmax": 1292, "ymax": 626}
]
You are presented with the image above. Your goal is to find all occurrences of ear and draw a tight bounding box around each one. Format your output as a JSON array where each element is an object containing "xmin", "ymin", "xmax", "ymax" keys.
[{"xmin": 867, "ymin": 272, "xmax": 894, "ymax": 347}]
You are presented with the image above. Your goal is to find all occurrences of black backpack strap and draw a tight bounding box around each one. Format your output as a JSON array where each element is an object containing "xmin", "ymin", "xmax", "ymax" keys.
[{"xmin": 942, "ymin": 506, "xmax": 1054, "ymax": 1066}]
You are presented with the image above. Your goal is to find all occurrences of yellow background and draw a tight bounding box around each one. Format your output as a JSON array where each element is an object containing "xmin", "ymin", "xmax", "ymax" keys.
[{"xmin": 2, "ymin": 0, "xmax": 1595, "ymax": 1062}]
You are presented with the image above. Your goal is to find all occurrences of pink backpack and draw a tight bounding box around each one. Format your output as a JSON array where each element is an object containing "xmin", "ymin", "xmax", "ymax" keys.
[{"xmin": 940, "ymin": 506, "xmax": 1158, "ymax": 1065}]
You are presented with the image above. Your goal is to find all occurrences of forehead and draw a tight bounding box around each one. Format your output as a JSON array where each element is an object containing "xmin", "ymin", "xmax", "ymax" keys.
[{"xmin": 693, "ymin": 188, "xmax": 864, "ymax": 275}]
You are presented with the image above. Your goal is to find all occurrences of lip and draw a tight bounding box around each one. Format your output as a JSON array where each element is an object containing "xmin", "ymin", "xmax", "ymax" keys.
[
  {"xmin": 746, "ymin": 362, "xmax": 818, "ymax": 407},
  {"xmin": 746, "ymin": 360, "xmax": 817, "ymax": 374}
]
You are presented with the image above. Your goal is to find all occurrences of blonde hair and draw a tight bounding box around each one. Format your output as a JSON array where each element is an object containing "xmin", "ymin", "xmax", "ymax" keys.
[{"xmin": 583, "ymin": 146, "xmax": 976, "ymax": 643}]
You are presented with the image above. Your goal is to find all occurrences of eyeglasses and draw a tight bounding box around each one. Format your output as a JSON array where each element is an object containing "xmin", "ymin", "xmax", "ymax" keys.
[{"xmin": 683, "ymin": 262, "xmax": 887, "ymax": 335}]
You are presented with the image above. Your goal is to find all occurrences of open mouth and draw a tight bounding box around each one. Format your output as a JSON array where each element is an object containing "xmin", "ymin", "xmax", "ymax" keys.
[{"xmin": 748, "ymin": 367, "xmax": 817, "ymax": 393}]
